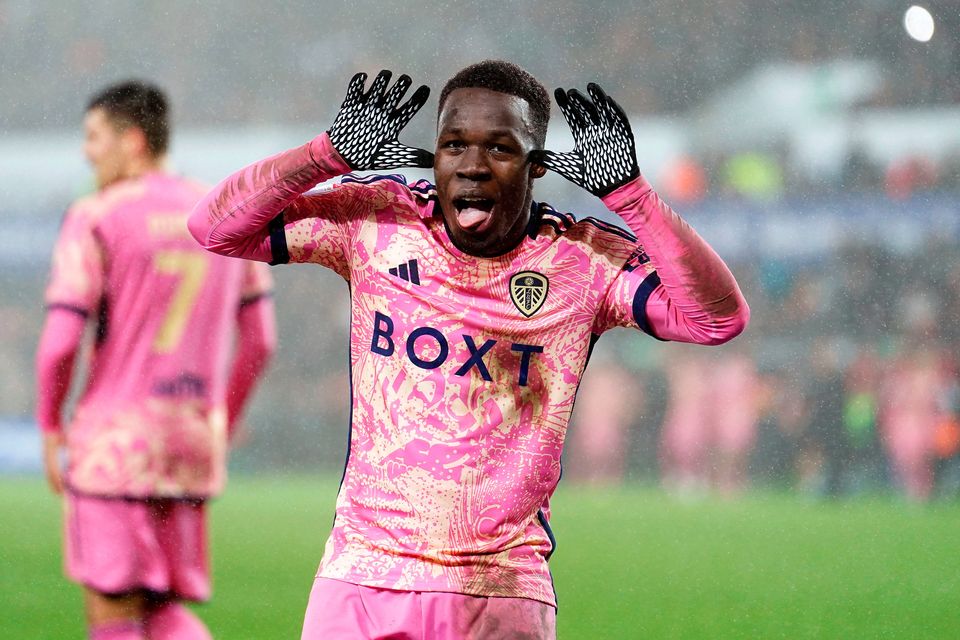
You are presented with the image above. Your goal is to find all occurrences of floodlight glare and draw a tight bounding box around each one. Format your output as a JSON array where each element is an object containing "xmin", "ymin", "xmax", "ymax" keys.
[{"xmin": 904, "ymin": 5, "xmax": 935, "ymax": 42}]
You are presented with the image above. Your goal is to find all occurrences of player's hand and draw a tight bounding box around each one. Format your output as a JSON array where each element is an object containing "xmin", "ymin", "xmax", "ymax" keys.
[
  {"xmin": 328, "ymin": 70, "xmax": 434, "ymax": 171},
  {"xmin": 42, "ymin": 432, "xmax": 65, "ymax": 494},
  {"xmin": 531, "ymin": 83, "xmax": 639, "ymax": 197}
]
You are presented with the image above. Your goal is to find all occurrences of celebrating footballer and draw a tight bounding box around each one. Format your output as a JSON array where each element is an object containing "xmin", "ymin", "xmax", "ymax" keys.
[{"xmin": 190, "ymin": 60, "xmax": 749, "ymax": 639}]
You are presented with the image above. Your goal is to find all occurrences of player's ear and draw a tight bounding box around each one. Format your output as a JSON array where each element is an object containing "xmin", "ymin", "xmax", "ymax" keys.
[
  {"xmin": 121, "ymin": 126, "xmax": 150, "ymax": 158},
  {"xmin": 529, "ymin": 161, "xmax": 547, "ymax": 179}
]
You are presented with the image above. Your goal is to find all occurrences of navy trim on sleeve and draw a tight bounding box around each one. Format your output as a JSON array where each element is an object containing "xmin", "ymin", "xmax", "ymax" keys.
[
  {"xmin": 409, "ymin": 179, "xmax": 439, "ymax": 202},
  {"xmin": 632, "ymin": 272, "xmax": 667, "ymax": 340},
  {"xmin": 95, "ymin": 296, "xmax": 109, "ymax": 346},
  {"xmin": 540, "ymin": 217, "xmax": 565, "ymax": 237},
  {"xmin": 581, "ymin": 216, "xmax": 637, "ymax": 242},
  {"xmin": 268, "ymin": 213, "xmax": 289, "ymax": 265},
  {"xmin": 45, "ymin": 303, "xmax": 89, "ymax": 318},
  {"xmin": 341, "ymin": 173, "xmax": 407, "ymax": 186}
]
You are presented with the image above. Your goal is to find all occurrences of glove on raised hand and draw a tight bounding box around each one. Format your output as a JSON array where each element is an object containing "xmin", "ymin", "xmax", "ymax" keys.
[
  {"xmin": 531, "ymin": 83, "xmax": 639, "ymax": 197},
  {"xmin": 327, "ymin": 70, "xmax": 434, "ymax": 171}
]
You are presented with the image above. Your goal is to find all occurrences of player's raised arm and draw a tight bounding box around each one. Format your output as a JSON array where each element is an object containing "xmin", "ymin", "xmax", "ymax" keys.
[
  {"xmin": 533, "ymin": 83, "xmax": 749, "ymax": 345},
  {"xmin": 188, "ymin": 70, "xmax": 433, "ymax": 261}
]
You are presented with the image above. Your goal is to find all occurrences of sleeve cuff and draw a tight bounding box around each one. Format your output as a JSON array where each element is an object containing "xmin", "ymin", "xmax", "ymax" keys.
[
  {"xmin": 309, "ymin": 132, "xmax": 354, "ymax": 177},
  {"xmin": 600, "ymin": 174, "xmax": 655, "ymax": 212}
]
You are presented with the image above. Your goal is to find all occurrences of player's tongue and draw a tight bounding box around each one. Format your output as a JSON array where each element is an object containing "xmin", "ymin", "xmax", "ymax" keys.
[{"xmin": 455, "ymin": 198, "xmax": 494, "ymax": 231}]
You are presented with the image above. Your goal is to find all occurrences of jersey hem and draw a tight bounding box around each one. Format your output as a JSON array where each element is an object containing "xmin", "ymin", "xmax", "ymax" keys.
[{"xmin": 312, "ymin": 574, "xmax": 558, "ymax": 608}]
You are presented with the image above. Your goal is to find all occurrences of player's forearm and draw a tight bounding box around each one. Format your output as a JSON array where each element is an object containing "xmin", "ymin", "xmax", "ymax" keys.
[
  {"xmin": 188, "ymin": 132, "xmax": 352, "ymax": 260},
  {"xmin": 225, "ymin": 299, "xmax": 277, "ymax": 436},
  {"xmin": 35, "ymin": 310, "xmax": 86, "ymax": 433},
  {"xmin": 603, "ymin": 176, "xmax": 749, "ymax": 345}
]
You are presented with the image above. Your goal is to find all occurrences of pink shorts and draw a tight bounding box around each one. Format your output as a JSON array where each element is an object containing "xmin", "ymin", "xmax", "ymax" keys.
[
  {"xmin": 301, "ymin": 577, "xmax": 557, "ymax": 640},
  {"xmin": 64, "ymin": 492, "xmax": 210, "ymax": 601}
]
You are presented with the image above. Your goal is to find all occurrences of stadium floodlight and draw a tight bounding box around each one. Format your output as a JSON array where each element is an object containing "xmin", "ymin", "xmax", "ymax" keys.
[{"xmin": 904, "ymin": 5, "xmax": 935, "ymax": 42}]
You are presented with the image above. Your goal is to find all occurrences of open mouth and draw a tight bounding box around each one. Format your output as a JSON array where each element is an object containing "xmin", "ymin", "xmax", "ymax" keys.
[{"xmin": 453, "ymin": 197, "xmax": 495, "ymax": 231}]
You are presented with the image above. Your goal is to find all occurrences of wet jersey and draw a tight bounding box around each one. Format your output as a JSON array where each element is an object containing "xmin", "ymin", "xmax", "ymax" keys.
[
  {"xmin": 189, "ymin": 134, "xmax": 748, "ymax": 605},
  {"xmin": 43, "ymin": 172, "xmax": 273, "ymax": 499}
]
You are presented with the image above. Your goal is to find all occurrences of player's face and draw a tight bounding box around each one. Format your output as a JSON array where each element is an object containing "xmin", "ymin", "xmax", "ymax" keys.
[
  {"xmin": 434, "ymin": 88, "xmax": 545, "ymax": 257},
  {"xmin": 83, "ymin": 107, "xmax": 130, "ymax": 189}
]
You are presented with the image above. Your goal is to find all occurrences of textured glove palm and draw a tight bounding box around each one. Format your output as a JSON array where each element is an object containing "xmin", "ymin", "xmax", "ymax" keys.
[
  {"xmin": 328, "ymin": 70, "xmax": 434, "ymax": 171},
  {"xmin": 532, "ymin": 83, "xmax": 639, "ymax": 197}
]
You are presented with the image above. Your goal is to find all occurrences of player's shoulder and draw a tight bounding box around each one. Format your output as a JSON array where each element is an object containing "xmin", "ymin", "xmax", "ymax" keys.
[
  {"xmin": 141, "ymin": 172, "xmax": 211, "ymax": 205},
  {"xmin": 339, "ymin": 173, "xmax": 436, "ymax": 197},
  {"xmin": 66, "ymin": 178, "xmax": 147, "ymax": 226},
  {"xmin": 533, "ymin": 201, "xmax": 638, "ymax": 250},
  {"xmin": 339, "ymin": 173, "xmax": 426, "ymax": 195},
  {"xmin": 337, "ymin": 173, "xmax": 435, "ymax": 216}
]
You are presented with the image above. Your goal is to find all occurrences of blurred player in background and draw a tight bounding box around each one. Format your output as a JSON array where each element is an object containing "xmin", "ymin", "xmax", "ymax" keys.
[
  {"xmin": 189, "ymin": 61, "xmax": 748, "ymax": 639},
  {"xmin": 661, "ymin": 345, "xmax": 761, "ymax": 496},
  {"xmin": 35, "ymin": 80, "xmax": 276, "ymax": 640}
]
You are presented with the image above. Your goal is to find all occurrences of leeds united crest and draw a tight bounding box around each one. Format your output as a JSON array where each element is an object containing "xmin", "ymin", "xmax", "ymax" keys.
[{"xmin": 509, "ymin": 271, "xmax": 549, "ymax": 317}]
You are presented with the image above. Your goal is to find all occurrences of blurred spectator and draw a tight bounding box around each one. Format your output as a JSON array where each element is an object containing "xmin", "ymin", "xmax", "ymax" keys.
[
  {"xmin": 566, "ymin": 344, "xmax": 644, "ymax": 485},
  {"xmin": 878, "ymin": 339, "xmax": 953, "ymax": 501},
  {"xmin": 884, "ymin": 155, "xmax": 939, "ymax": 200},
  {"xmin": 802, "ymin": 340, "xmax": 849, "ymax": 497},
  {"xmin": 708, "ymin": 346, "xmax": 763, "ymax": 495},
  {"xmin": 933, "ymin": 411, "xmax": 960, "ymax": 498},
  {"xmin": 839, "ymin": 147, "xmax": 881, "ymax": 193},
  {"xmin": 842, "ymin": 346, "xmax": 885, "ymax": 494},
  {"xmin": 751, "ymin": 368, "xmax": 809, "ymax": 488},
  {"xmin": 660, "ymin": 346, "xmax": 712, "ymax": 494},
  {"xmin": 659, "ymin": 345, "xmax": 761, "ymax": 496}
]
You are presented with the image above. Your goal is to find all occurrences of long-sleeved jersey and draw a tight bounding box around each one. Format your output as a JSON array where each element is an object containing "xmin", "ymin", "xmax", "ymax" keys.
[
  {"xmin": 189, "ymin": 133, "xmax": 748, "ymax": 606},
  {"xmin": 37, "ymin": 171, "xmax": 276, "ymax": 499}
]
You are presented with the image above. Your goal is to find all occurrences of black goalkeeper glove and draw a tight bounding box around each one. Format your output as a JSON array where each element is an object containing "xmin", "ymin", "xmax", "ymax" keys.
[
  {"xmin": 327, "ymin": 70, "xmax": 434, "ymax": 171},
  {"xmin": 531, "ymin": 83, "xmax": 639, "ymax": 198}
]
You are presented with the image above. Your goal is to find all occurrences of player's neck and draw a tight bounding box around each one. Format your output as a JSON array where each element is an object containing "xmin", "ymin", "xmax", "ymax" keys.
[{"xmin": 123, "ymin": 154, "xmax": 165, "ymax": 180}]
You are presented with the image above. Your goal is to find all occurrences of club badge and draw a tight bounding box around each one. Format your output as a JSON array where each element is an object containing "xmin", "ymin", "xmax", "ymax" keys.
[{"xmin": 509, "ymin": 271, "xmax": 549, "ymax": 318}]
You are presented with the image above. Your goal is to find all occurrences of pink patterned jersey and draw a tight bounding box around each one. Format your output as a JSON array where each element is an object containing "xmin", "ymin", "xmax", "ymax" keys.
[
  {"xmin": 43, "ymin": 172, "xmax": 273, "ymax": 499},
  {"xmin": 190, "ymin": 134, "xmax": 748, "ymax": 606}
]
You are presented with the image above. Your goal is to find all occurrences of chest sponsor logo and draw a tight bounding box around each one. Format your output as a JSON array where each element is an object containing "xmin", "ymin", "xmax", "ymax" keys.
[
  {"xmin": 370, "ymin": 311, "xmax": 543, "ymax": 387},
  {"xmin": 510, "ymin": 271, "xmax": 548, "ymax": 317}
]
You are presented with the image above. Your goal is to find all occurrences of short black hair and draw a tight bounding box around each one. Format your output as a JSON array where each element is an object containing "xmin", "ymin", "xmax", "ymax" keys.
[
  {"xmin": 87, "ymin": 80, "xmax": 169, "ymax": 157},
  {"xmin": 438, "ymin": 60, "xmax": 550, "ymax": 148}
]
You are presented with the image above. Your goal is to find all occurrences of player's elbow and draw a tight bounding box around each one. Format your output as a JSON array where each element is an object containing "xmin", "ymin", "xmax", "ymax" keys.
[{"xmin": 704, "ymin": 299, "xmax": 750, "ymax": 345}]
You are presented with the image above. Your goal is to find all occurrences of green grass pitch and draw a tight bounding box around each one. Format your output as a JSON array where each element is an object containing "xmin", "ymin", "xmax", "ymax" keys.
[{"xmin": 3, "ymin": 475, "xmax": 959, "ymax": 638}]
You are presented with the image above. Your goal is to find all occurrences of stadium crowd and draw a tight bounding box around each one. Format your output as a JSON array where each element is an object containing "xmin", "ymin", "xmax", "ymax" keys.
[{"xmin": 568, "ymin": 234, "xmax": 960, "ymax": 502}]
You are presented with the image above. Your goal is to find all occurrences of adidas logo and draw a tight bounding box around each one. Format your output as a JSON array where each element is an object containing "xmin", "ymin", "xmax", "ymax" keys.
[{"xmin": 388, "ymin": 259, "xmax": 421, "ymax": 285}]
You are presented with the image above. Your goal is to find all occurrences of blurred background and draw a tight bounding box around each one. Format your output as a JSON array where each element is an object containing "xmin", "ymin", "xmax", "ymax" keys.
[{"xmin": 2, "ymin": 0, "xmax": 960, "ymax": 503}]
